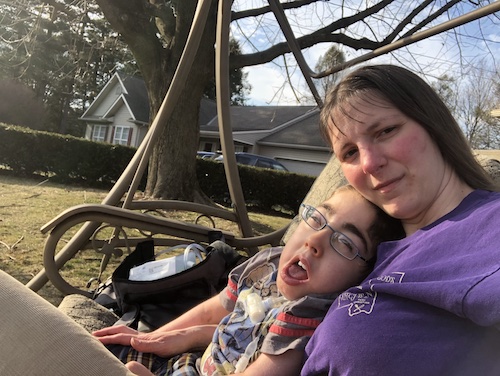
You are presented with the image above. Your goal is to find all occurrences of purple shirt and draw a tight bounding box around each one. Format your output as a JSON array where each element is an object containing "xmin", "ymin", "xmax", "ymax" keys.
[{"xmin": 302, "ymin": 190, "xmax": 500, "ymax": 376}]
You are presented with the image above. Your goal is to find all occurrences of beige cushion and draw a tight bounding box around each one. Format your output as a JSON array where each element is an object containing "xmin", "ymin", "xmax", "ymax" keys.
[{"xmin": 0, "ymin": 270, "xmax": 135, "ymax": 376}]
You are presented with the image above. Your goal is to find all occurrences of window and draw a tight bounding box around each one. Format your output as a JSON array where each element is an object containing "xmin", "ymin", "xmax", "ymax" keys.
[
  {"xmin": 113, "ymin": 126, "xmax": 131, "ymax": 145},
  {"xmin": 256, "ymin": 159, "xmax": 272, "ymax": 169},
  {"xmin": 92, "ymin": 125, "xmax": 107, "ymax": 143},
  {"xmin": 271, "ymin": 163, "xmax": 287, "ymax": 171},
  {"xmin": 235, "ymin": 155, "xmax": 253, "ymax": 165}
]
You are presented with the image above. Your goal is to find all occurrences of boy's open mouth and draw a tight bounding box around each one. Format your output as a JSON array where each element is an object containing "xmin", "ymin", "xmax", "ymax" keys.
[{"xmin": 284, "ymin": 259, "xmax": 309, "ymax": 282}]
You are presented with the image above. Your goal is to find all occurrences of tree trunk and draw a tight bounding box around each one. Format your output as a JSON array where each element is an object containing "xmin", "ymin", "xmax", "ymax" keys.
[
  {"xmin": 96, "ymin": 0, "xmax": 217, "ymax": 202},
  {"xmin": 143, "ymin": 4, "xmax": 217, "ymax": 201},
  {"xmin": 145, "ymin": 74, "xmax": 211, "ymax": 201}
]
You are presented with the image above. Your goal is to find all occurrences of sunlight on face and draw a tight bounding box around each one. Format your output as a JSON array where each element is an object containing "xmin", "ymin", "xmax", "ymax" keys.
[
  {"xmin": 277, "ymin": 188, "xmax": 377, "ymax": 300},
  {"xmin": 328, "ymin": 94, "xmax": 451, "ymax": 230}
]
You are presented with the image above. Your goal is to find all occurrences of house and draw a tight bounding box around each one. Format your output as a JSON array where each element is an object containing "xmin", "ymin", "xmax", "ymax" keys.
[
  {"xmin": 199, "ymin": 106, "xmax": 330, "ymax": 176},
  {"xmin": 81, "ymin": 73, "xmax": 150, "ymax": 148},
  {"xmin": 81, "ymin": 73, "xmax": 331, "ymax": 176}
]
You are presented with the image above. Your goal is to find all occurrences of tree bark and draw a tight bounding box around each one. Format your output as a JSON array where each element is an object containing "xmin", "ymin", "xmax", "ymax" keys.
[
  {"xmin": 145, "ymin": 51, "xmax": 215, "ymax": 201},
  {"xmin": 95, "ymin": 0, "xmax": 217, "ymax": 201}
]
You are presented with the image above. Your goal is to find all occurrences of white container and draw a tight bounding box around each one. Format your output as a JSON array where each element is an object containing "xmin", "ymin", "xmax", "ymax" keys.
[{"xmin": 128, "ymin": 244, "xmax": 204, "ymax": 281}]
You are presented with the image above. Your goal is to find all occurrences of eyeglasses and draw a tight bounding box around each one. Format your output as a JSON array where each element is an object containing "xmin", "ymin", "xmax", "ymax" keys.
[{"xmin": 300, "ymin": 204, "xmax": 370, "ymax": 263}]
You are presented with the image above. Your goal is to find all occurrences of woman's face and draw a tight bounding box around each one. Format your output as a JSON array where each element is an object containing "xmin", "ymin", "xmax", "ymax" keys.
[
  {"xmin": 277, "ymin": 189, "xmax": 376, "ymax": 301},
  {"xmin": 328, "ymin": 94, "xmax": 460, "ymax": 233}
]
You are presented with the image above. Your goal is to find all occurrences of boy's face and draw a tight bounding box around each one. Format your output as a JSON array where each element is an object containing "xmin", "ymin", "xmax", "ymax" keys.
[{"xmin": 277, "ymin": 189, "xmax": 377, "ymax": 300}]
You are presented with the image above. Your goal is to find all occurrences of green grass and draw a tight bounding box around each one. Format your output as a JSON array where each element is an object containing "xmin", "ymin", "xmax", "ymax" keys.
[{"xmin": 0, "ymin": 173, "xmax": 291, "ymax": 306}]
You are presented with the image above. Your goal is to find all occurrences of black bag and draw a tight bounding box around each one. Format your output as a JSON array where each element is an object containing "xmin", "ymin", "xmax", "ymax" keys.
[{"xmin": 94, "ymin": 240, "xmax": 247, "ymax": 331}]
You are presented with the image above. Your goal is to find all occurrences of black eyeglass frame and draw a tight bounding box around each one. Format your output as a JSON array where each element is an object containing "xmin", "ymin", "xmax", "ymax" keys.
[{"xmin": 300, "ymin": 204, "xmax": 371, "ymax": 264}]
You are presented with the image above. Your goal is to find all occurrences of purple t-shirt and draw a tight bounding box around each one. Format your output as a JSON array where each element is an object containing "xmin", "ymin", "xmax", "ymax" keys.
[{"xmin": 302, "ymin": 190, "xmax": 500, "ymax": 376}]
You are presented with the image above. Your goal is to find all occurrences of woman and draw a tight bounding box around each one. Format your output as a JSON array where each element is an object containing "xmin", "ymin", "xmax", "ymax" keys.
[{"xmin": 301, "ymin": 64, "xmax": 500, "ymax": 375}]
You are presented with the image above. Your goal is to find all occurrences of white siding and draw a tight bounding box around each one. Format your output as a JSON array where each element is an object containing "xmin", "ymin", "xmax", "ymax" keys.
[
  {"xmin": 136, "ymin": 126, "xmax": 149, "ymax": 148},
  {"xmin": 85, "ymin": 124, "xmax": 92, "ymax": 139},
  {"xmin": 257, "ymin": 145, "xmax": 331, "ymax": 176},
  {"xmin": 280, "ymin": 159, "xmax": 326, "ymax": 177},
  {"xmin": 113, "ymin": 105, "xmax": 134, "ymax": 125},
  {"xmin": 93, "ymin": 82, "xmax": 122, "ymax": 117},
  {"xmin": 110, "ymin": 106, "xmax": 139, "ymax": 146}
]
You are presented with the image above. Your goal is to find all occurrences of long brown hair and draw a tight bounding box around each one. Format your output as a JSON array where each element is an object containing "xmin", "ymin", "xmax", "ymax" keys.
[
  {"xmin": 321, "ymin": 64, "xmax": 497, "ymax": 191},
  {"xmin": 333, "ymin": 185, "xmax": 405, "ymax": 267}
]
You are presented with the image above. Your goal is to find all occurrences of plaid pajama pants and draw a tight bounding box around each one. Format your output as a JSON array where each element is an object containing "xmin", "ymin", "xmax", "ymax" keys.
[{"xmin": 107, "ymin": 344, "xmax": 202, "ymax": 376}]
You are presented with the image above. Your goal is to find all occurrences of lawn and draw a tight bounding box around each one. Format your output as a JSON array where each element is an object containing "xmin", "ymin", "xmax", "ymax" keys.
[{"xmin": 0, "ymin": 172, "xmax": 291, "ymax": 305}]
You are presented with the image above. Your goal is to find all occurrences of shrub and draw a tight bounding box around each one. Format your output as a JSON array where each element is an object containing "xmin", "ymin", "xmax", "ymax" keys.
[{"xmin": 0, "ymin": 124, "xmax": 315, "ymax": 214}]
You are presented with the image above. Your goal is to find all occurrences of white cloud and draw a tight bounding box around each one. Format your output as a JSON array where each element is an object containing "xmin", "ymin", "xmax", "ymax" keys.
[{"xmin": 245, "ymin": 65, "xmax": 302, "ymax": 106}]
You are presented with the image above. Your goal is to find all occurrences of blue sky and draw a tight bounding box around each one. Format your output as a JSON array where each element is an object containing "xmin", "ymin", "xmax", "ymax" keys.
[{"xmin": 231, "ymin": 1, "xmax": 500, "ymax": 106}]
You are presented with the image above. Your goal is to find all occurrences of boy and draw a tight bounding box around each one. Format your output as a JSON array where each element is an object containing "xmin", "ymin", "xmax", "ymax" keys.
[{"xmin": 94, "ymin": 185, "xmax": 403, "ymax": 376}]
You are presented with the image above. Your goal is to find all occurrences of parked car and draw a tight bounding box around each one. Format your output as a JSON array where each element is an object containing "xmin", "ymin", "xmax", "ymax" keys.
[
  {"xmin": 214, "ymin": 152, "xmax": 288, "ymax": 171},
  {"xmin": 197, "ymin": 151, "xmax": 219, "ymax": 159}
]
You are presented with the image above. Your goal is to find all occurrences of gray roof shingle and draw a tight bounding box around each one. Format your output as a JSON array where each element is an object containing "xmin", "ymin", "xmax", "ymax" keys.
[
  {"xmin": 121, "ymin": 75, "xmax": 150, "ymax": 123},
  {"xmin": 259, "ymin": 110, "xmax": 328, "ymax": 148},
  {"xmin": 201, "ymin": 106, "xmax": 316, "ymax": 132}
]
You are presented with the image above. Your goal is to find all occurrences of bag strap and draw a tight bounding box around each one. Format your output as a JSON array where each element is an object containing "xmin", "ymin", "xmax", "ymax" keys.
[
  {"xmin": 183, "ymin": 244, "xmax": 205, "ymax": 268},
  {"xmin": 113, "ymin": 307, "xmax": 139, "ymax": 327},
  {"xmin": 113, "ymin": 240, "xmax": 155, "ymax": 280},
  {"xmin": 205, "ymin": 240, "xmax": 248, "ymax": 289}
]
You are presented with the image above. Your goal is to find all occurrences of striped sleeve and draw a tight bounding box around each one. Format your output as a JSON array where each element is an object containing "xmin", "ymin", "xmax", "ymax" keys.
[
  {"xmin": 260, "ymin": 294, "xmax": 337, "ymax": 355},
  {"xmin": 218, "ymin": 268, "xmax": 241, "ymax": 312}
]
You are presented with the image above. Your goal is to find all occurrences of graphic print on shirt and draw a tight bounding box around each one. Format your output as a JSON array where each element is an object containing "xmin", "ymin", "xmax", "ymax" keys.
[
  {"xmin": 337, "ymin": 272, "xmax": 405, "ymax": 316},
  {"xmin": 202, "ymin": 262, "xmax": 280, "ymax": 375},
  {"xmin": 241, "ymin": 262, "xmax": 278, "ymax": 297}
]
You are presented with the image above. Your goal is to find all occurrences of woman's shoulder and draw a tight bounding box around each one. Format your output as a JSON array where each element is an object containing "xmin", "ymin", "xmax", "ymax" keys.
[
  {"xmin": 455, "ymin": 189, "xmax": 500, "ymax": 222},
  {"xmin": 470, "ymin": 189, "xmax": 500, "ymax": 207},
  {"xmin": 419, "ymin": 189, "xmax": 499, "ymax": 233}
]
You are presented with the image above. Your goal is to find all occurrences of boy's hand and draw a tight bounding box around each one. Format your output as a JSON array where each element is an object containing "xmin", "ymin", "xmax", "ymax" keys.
[
  {"xmin": 92, "ymin": 325, "xmax": 140, "ymax": 346},
  {"xmin": 93, "ymin": 324, "xmax": 217, "ymax": 357},
  {"xmin": 130, "ymin": 325, "xmax": 217, "ymax": 357}
]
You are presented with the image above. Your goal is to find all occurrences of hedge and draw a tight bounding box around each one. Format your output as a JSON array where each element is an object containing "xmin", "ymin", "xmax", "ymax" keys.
[{"xmin": 0, "ymin": 123, "xmax": 315, "ymax": 215}]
